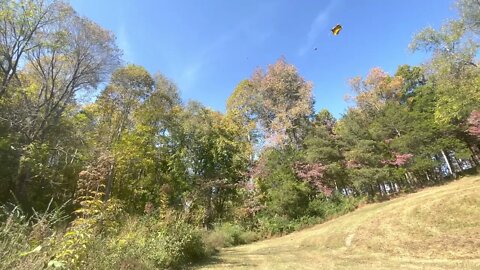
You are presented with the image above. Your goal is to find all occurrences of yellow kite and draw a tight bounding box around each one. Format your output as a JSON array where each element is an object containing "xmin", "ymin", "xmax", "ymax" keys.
[{"xmin": 331, "ymin": 24, "xmax": 342, "ymax": 36}]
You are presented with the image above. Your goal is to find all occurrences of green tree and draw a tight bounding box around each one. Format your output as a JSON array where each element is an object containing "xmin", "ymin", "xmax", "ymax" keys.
[
  {"xmin": 301, "ymin": 109, "xmax": 346, "ymax": 192},
  {"xmin": 0, "ymin": 0, "xmax": 62, "ymax": 96},
  {"xmin": 0, "ymin": 1, "xmax": 120, "ymax": 209}
]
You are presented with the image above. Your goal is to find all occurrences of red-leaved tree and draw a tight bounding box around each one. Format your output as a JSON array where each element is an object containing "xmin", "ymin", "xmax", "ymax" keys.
[
  {"xmin": 467, "ymin": 110, "xmax": 480, "ymax": 138},
  {"xmin": 382, "ymin": 153, "xmax": 414, "ymax": 167},
  {"xmin": 293, "ymin": 162, "xmax": 332, "ymax": 196}
]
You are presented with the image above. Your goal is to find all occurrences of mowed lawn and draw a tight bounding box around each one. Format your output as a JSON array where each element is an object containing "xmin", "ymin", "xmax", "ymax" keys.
[{"xmin": 196, "ymin": 176, "xmax": 480, "ymax": 270}]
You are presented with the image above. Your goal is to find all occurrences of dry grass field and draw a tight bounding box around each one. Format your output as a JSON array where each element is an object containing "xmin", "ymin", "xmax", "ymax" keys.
[{"xmin": 196, "ymin": 176, "xmax": 480, "ymax": 269}]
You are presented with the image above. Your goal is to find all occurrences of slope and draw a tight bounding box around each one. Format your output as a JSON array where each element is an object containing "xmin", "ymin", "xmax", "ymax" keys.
[{"xmin": 197, "ymin": 176, "xmax": 480, "ymax": 269}]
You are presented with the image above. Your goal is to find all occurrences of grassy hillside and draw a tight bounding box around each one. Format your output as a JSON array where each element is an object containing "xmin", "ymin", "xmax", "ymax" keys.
[{"xmin": 197, "ymin": 176, "xmax": 480, "ymax": 270}]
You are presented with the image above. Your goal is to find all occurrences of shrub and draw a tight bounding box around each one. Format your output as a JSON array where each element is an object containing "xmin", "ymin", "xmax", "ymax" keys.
[
  {"xmin": 203, "ymin": 223, "xmax": 259, "ymax": 254},
  {"xmin": 79, "ymin": 215, "xmax": 207, "ymax": 270},
  {"xmin": 153, "ymin": 219, "xmax": 206, "ymax": 269},
  {"xmin": 0, "ymin": 205, "xmax": 31, "ymax": 270},
  {"xmin": 255, "ymin": 192, "xmax": 362, "ymax": 239},
  {"xmin": 239, "ymin": 230, "xmax": 259, "ymax": 245},
  {"xmin": 203, "ymin": 230, "xmax": 227, "ymax": 255},
  {"xmin": 257, "ymin": 215, "xmax": 295, "ymax": 237},
  {"xmin": 0, "ymin": 201, "xmax": 69, "ymax": 270}
]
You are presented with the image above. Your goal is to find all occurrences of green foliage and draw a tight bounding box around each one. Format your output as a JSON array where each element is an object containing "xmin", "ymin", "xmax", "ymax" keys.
[
  {"xmin": 77, "ymin": 215, "xmax": 206, "ymax": 270},
  {"xmin": 256, "ymin": 215, "xmax": 298, "ymax": 236},
  {"xmin": 0, "ymin": 205, "xmax": 31, "ymax": 269},
  {"xmin": 254, "ymin": 148, "xmax": 314, "ymax": 219},
  {"xmin": 255, "ymin": 193, "xmax": 361, "ymax": 238},
  {"xmin": 50, "ymin": 154, "xmax": 124, "ymax": 269},
  {"xmin": 0, "ymin": 200, "xmax": 69, "ymax": 270},
  {"xmin": 154, "ymin": 219, "xmax": 206, "ymax": 268},
  {"xmin": 53, "ymin": 198, "xmax": 123, "ymax": 269},
  {"xmin": 203, "ymin": 222, "xmax": 259, "ymax": 254}
]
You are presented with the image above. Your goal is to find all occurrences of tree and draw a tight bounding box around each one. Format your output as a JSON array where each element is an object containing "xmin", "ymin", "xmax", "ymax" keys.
[
  {"xmin": 111, "ymin": 73, "xmax": 185, "ymax": 211},
  {"xmin": 0, "ymin": 0, "xmax": 61, "ymax": 96},
  {"xmin": 348, "ymin": 67, "xmax": 404, "ymax": 115},
  {"xmin": 1, "ymin": 1, "xmax": 121, "ymax": 209},
  {"xmin": 410, "ymin": 8, "xmax": 480, "ymax": 169},
  {"xmin": 253, "ymin": 147, "xmax": 312, "ymax": 219},
  {"xmin": 252, "ymin": 57, "xmax": 314, "ymax": 147},
  {"xmin": 227, "ymin": 57, "xmax": 314, "ymax": 148},
  {"xmin": 226, "ymin": 79, "xmax": 260, "ymax": 159},
  {"xmin": 301, "ymin": 109, "xmax": 346, "ymax": 192},
  {"xmin": 94, "ymin": 65, "xmax": 154, "ymax": 148},
  {"xmin": 411, "ymin": 20, "xmax": 480, "ymax": 125},
  {"xmin": 467, "ymin": 110, "xmax": 480, "ymax": 138},
  {"xmin": 178, "ymin": 102, "xmax": 250, "ymax": 226},
  {"xmin": 457, "ymin": 0, "xmax": 480, "ymax": 33}
]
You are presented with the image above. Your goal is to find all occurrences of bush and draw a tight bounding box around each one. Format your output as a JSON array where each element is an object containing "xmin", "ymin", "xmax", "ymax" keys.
[
  {"xmin": 203, "ymin": 230, "xmax": 227, "ymax": 255},
  {"xmin": 0, "ymin": 205, "xmax": 32, "ymax": 270},
  {"xmin": 257, "ymin": 215, "xmax": 296, "ymax": 237},
  {"xmin": 0, "ymin": 201, "xmax": 70, "ymax": 270},
  {"xmin": 1, "ymin": 202, "xmax": 208, "ymax": 270},
  {"xmin": 80, "ymin": 215, "xmax": 207, "ymax": 270},
  {"xmin": 239, "ymin": 230, "xmax": 259, "ymax": 245},
  {"xmin": 255, "ymin": 192, "xmax": 362, "ymax": 239},
  {"xmin": 203, "ymin": 222, "xmax": 259, "ymax": 254},
  {"xmin": 307, "ymin": 192, "xmax": 360, "ymax": 219},
  {"xmin": 153, "ymin": 219, "xmax": 206, "ymax": 268}
]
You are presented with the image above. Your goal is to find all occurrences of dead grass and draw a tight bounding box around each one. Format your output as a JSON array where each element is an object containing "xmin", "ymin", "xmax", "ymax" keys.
[{"xmin": 196, "ymin": 176, "xmax": 480, "ymax": 269}]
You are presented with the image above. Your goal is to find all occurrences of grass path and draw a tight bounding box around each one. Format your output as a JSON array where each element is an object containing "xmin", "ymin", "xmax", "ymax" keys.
[{"xmin": 196, "ymin": 176, "xmax": 480, "ymax": 269}]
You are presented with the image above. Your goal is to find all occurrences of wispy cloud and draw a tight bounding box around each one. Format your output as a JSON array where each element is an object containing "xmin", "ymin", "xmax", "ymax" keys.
[
  {"xmin": 180, "ymin": 32, "xmax": 234, "ymax": 90},
  {"xmin": 117, "ymin": 24, "xmax": 135, "ymax": 63},
  {"xmin": 179, "ymin": 2, "xmax": 278, "ymax": 92},
  {"xmin": 180, "ymin": 19, "xmax": 271, "ymax": 90},
  {"xmin": 298, "ymin": 1, "xmax": 339, "ymax": 56}
]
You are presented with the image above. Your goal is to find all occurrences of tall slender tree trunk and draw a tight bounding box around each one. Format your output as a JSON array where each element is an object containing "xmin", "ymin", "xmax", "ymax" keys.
[
  {"xmin": 452, "ymin": 156, "xmax": 463, "ymax": 173},
  {"xmin": 405, "ymin": 173, "xmax": 412, "ymax": 187},
  {"xmin": 382, "ymin": 182, "xmax": 389, "ymax": 195},
  {"xmin": 15, "ymin": 160, "xmax": 31, "ymax": 211},
  {"xmin": 407, "ymin": 171, "xmax": 417, "ymax": 186},
  {"xmin": 441, "ymin": 149, "xmax": 456, "ymax": 178},
  {"xmin": 389, "ymin": 182, "xmax": 396, "ymax": 193},
  {"xmin": 104, "ymin": 163, "xmax": 115, "ymax": 201},
  {"xmin": 425, "ymin": 171, "xmax": 431, "ymax": 183},
  {"xmin": 468, "ymin": 145, "xmax": 480, "ymax": 166},
  {"xmin": 378, "ymin": 183, "xmax": 384, "ymax": 196},
  {"xmin": 369, "ymin": 184, "xmax": 376, "ymax": 198}
]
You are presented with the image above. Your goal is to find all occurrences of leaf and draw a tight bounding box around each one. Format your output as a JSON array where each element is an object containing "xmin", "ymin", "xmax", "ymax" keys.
[
  {"xmin": 20, "ymin": 245, "xmax": 42, "ymax": 256},
  {"xmin": 48, "ymin": 260, "xmax": 66, "ymax": 268}
]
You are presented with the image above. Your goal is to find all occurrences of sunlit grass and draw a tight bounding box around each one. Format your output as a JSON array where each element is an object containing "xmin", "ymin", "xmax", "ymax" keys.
[{"xmin": 196, "ymin": 176, "xmax": 480, "ymax": 269}]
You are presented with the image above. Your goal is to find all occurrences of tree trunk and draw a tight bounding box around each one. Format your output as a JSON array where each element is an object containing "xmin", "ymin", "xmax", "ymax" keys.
[
  {"xmin": 389, "ymin": 182, "xmax": 396, "ymax": 193},
  {"xmin": 378, "ymin": 183, "xmax": 384, "ymax": 196},
  {"xmin": 369, "ymin": 184, "xmax": 376, "ymax": 198},
  {"xmin": 15, "ymin": 161, "xmax": 31, "ymax": 211},
  {"xmin": 441, "ymin": 149, "xmax": 456, "ymax": 178},
  {"xmin": 468, "ymin": 144, "xmax": 480, "ymax": 166},
  {"xmin": 408, "ymin": 172, "xmax": 418, "ymax": 186},
  {"xmin": 425, "ymin": 171, "xmax": 431, "ymax": 182},
  {"xmin": 382, "ymin": 182, "xmax": 389, "ymax": 195},
  {"xmin": 452, "ymin": 156, "xmax": 463, "ymax": 173},
  {"xmin": 333, "ymin": 179, "xmax": 339, "ymax": 191},
  {"xmin": 405, "ymin": 173, "xmax": 412, "ymax": 187},
  {"xmin": 103, "ymin": 163, "xmax": 115, "ymax": 201}
]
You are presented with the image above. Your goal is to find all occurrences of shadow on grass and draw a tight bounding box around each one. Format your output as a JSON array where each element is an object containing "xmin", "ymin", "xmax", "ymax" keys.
[
  {"xmin": 370, "ymin": 171, "xmax": 479, "ymax": 203},
  {"xmin": 190, "ymin": 249, "xmax": 258, "ymax": 269}
]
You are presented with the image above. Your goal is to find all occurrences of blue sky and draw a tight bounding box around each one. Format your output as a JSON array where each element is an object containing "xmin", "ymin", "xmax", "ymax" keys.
[{"xmin": 70, "ymin": 0, "xmax": 456, "ymax": 118}]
